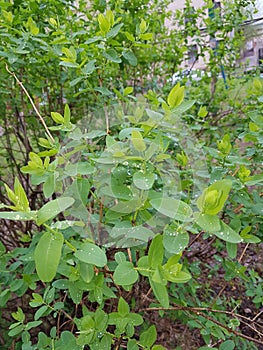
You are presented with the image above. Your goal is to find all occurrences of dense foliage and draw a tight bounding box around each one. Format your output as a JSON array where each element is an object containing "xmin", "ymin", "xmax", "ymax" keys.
[{"xmin": 0, "ymin": 0, "xmax": 262, "ymax": 349}]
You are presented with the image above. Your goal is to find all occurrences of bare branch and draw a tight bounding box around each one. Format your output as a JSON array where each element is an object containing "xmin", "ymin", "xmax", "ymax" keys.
[{"xmin": 5, "ymin": 64, "xmax": 55, "ymax": 143}]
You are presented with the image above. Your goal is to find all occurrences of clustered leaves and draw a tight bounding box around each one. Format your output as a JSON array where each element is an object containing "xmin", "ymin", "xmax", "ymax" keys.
[{"xmin": 0, "ymin": 0, "xmax": 262, "ymax": 349}]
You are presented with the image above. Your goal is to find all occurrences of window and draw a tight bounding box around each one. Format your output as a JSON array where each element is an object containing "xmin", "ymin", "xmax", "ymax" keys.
[
  {"xmin": 243, "ymin": 40, "xmax": 254, "ymax": 58},
  {"xmin": 188, "ymin": 44, "xmax": 198, "ymax": 65},
  {"xmin": 258, "ymin": 48, "xmax": 263, "ymax": 67}
]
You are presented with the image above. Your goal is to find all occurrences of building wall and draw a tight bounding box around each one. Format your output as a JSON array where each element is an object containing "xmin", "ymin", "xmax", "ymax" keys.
[
  {"xmin": 167, "ymin": 0, "xmax": 263, "ymax": 71},
  {"xmin": 239, "ymin": 0, "xmax": 263, "ymax": 70},
  {"xmin": 166, "ymin": 0, "xmax": 222, "ymax": 70}
]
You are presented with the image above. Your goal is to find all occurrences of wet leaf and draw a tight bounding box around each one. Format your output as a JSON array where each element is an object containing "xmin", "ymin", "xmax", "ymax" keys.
[{"xmin": 34, "ymin": 231, "xmax": 64, "ymax": 282}]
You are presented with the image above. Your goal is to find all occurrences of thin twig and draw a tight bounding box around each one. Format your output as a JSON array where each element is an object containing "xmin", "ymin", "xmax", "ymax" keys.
[
  {"xmin": 127, "ymin": 248, "xmax": 132, "ymax": 263},
  {"xmin": 252, "ymin": 309, "xmax": 263, "ymax": 322},
  {"xmin": 187, "ymin": 230, "xmax": 204, "ymax": 249},
  {"xmin": 238, "ymin": 243, "xmax": 249, "ymax": 262},
  {"xmin": 139, "ymin": 305, "xmax": 263, "ymax": 346},
  {"xmin": 212, "ymin": 243, "xmax": 249, "ymax": 304},
  {"xmin": 5, "ymin": 64, "xmax": 55, "ymax": 143},
  {"xmin": 60, "ymin": 308, "xmax": 73, "ymax": 321}
]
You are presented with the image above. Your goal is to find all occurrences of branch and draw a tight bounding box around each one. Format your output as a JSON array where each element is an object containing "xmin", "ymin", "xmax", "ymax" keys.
[
  {"xmin": 139, "ymin": 305, "xmax": 263, "ymax": 346},
  {"xmin": 5, "ymin": 65, "xmax": 55, "ymax": 143},
  {"xmin": 212, "ymin": 243, "xmax": 249, "ymax": 304}
]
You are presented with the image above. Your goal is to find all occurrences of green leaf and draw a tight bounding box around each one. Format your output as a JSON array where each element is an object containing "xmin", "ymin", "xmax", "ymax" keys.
[
  {"xmin": 14, "ymin": 177, "xmax": 30, "ymax": 211},
  {"xmin": 106, "ymin": 23, "xmax": 123, "ymax": 39},
  {"xmin": 123, "ymin": 86, "xmax": 134, "ymax": 96},
  {"xmin": 110, "ymin": 180, "xmax": 132, "ymax": 200},
  {"xmin": 4, "ymin": 178, "xmax": 30, "ymax": 211},
  {"xmin": 76, "ymin": 315, "xmax": 95, "ymax": 345},
  {"xmin": 82, "ymin": 60, "xmax": 96, "ymax": 75},
  {"xmin": 125, "ymin": 32, "xmax": 135, "ymax": 42},
  {"xmin": 163, "ymin": 225, "xmax": 189, "ymax": 254},
  {"xmin": 52, "ymin": 279, "xmax": 69, "ymax": 290},
  {"xmin": 140, "ymin": 33, "xmax": 153, "ymax": 40},
  {"xmin": 44, "ymin": 287, "xmax": 55, "ymax": 304},
  {"xmin": 94, "ymin": 309, "xmax": 108, "ymax": 332},
  {"xmin": 34, "ymin": 305, "xmax": 49, "ymax": 320},
  {"xmin": 103, "ymin": 48, "xmax": 121, "ymax": 63},
  {"xmin": 246, "ymin": 173, "xmax": 263, "ymax": 186},
  {"xmin": 0, "ymin": 211, "xmax": 37, "ymax": 221},
  {"xmin": 217, "ymin": 134, "xmax": 232, "ymax": 155},
  {"xmin": 133, "ymin": 171, "xmax": 155, "ymax": 190},
  {"xmin": 8, "ymin": 324, "xmax": 24, "ymax": 337},
  {"xmin": 25, "ymin": 320, "xmax": 42, "ymax": 331},
  {"xmin": 110, "ymin": 199, "xmax": 142, "ymax": 214},
  {"xmin": 198, "ymin": 106, "xmax": 208, "ymax": 118},
  {"xmin": 80, "ymin": 263, "xmax": 94, "ymax": 283},
  {"xmin": 34, "ymin": 231, "xmax": 64, "ymax": 282},
  {"xmin": 152, "ymin": 265, "xmax": 167, "ymax": 285},
  {"xmin": 226, "ymin": 242, "xmax": 237, "ymax": 259},
  {"xmin": 128, "ymin": 313, "xmax": 144, "ymax": 326},
  {"xmin": 75, "ymin": 243, "xmax": 107, "ymax": 267},
  {"xmin": 4, "ymin": 184, "xmax": 16, "ymax": 204},
  {"xmin": 145, "ymin": 109, "xmax": 164, "ymax": 121},
  {"xmin": 0, "ymin": 241, "xmax": 6, "ymax": 255},
  {"xmin": 196, "ymin": 180, "xmax": 232, "ymax": 215},
  {"xmin": 27, "ymin": 17, "xmax": 39, "ymax": 35},
  {"xmin": 12, "ymin": 307, "xmax": 25, "ymax": 322},
  {"xmin": 51, "ymin": 112, "xmax": 64, "ymax": 124},
  {"xmin": 253, "ymin": 78, "xmax": 262, "ymax": 91},
  {"xmin": 10, "ymin": 279, "xmax": 24, "ymax": 292},
  {"xmin": 194, "ymin": 213, "xmax": 221, "ymax": 232},
  {"xmin": 164, "ymin": 270, "xmax": 191, "ymax": 283},
  {"xmin": 69, "ymin": 282, "xmax": 82, "ymax": 304},
  {"xmin": 2, "ymin": 10, "xmax": 13, "ymax": 23},
  {"xmin": 65, "ymin": 163, "xmax": 94, "ymax": 176},
  {"xmin": 140, "ymin": 325, "xmax": 157, "ymax": 348},
  {"xmin": 0, "ymin": 289, "xmax": 11, "ymax": 307},
  {"xmin": 64, "ymin": 104, "xmax": 71, "ymax": 124},
  {"xmin": 127, "ymin": 339, "xmax": 139, "ymax": 350},
  {"xmin": 122, "ymin": 50, "xmax": 138, "ymax": 66},
  {"xmin": 98, "ymin": 13, "xmax": 110, "ymax": 33},
  {"xmin": 36, "ymin": 197, "xmax": 75, "ymax": 225},
  {"xmin": 115, "ymin": 252, "xmax": 126, "ymax": 264},
  {"xmin": 55, "ymin": 331, "xmax": 81, "ymax": 350},
  {"xmin": 43, "ymin": 172, "xmax": 55, "ymax": 198},
  {"xmin": 219, "ymin": 340, "xmax": 235, "ymax": 350},
  {"xmin": 249, "ymin": 112, "xmax": 263, "ymax": 127},
  {"xmin": 113, "ymin": 261, "xmax": 139, "ymax": 286},
  {"xmin": 118, "ymin": 297, "xmax": 130, "ymax": 317},
  {"xmin": 30, "ymin": 293, "xmax": 43, "ymax": 307},
  {"xmin": 85, "ymin": 36, "xmax": 102, "ymax": 44},
  {"xmin": 148, "ymin": 234, "xmax": 163, "ymax": 269},
  {"xmin": 59, "ymin": 61, "xmax": 79, "ymax": 68},
  {"xmin": 131, "ymin": 130, "xmax": 146, "ymax": 152},
  {"xmin": 137, "ymin": 256, "xmax": 150, "ymax": 277},
  {"xmin": 139, "ymin": 19, "xmax": 147, "ymax": 33},
  {"xmin": 38, "ymin": 150, "xmax": 58, "ymax": 157},
  {"xmin": 95, "ymin": 87, "xmax": 113, "ymax": 96},
  {"xmin": 167, "ymin": 83, "xmax": 184, "ymax": 108},
  {"xmin": 240, "ymin": 234, "xmax": 261, "ymax": 243},
  {"xmin": 150, "ymin": 197, "xmax": 192, "ymax": 221},
  {"xmin": 173, "ymin": 100, "xmax": 195, "ymax": 114},
  {"xmin": 150, "ymin": 278, "xmax": 169, "ymax": 308},
  {"xmin": 69, "ymin": 77, "xmax": 84, "ymax": 87},
  {"xmin": 124, "ymin": 226, "xmax": 153, "ymax": 241},
  {"xmin": 214, "ymin": 221, "xmax": 242, "ymax": 243}
]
